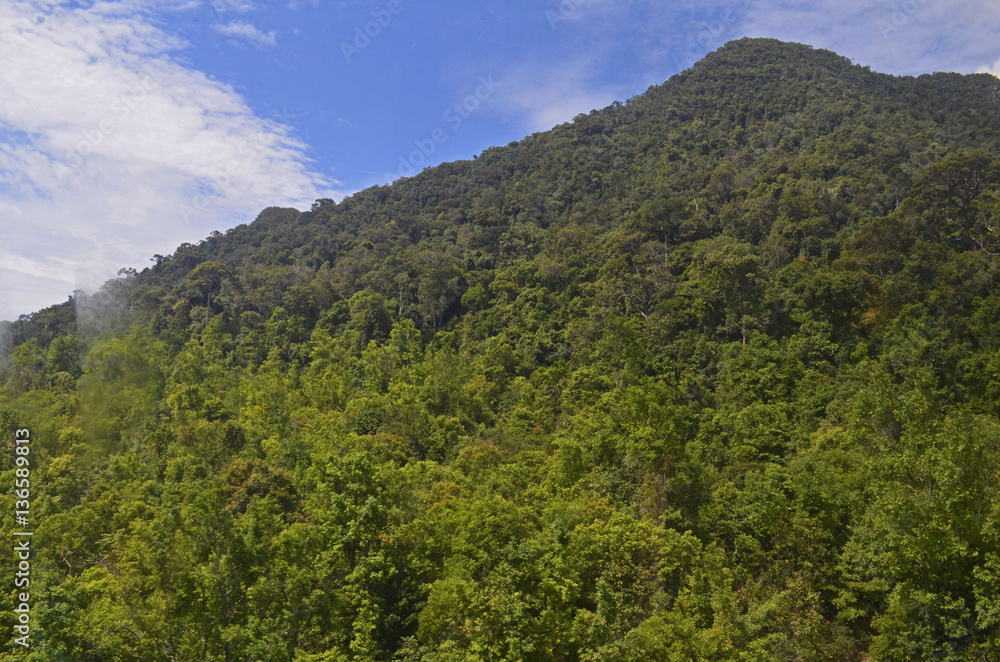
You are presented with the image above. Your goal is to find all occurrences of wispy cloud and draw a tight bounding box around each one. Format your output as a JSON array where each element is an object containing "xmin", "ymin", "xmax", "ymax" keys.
[
  {"xmin": 212, "ymin": 0, "xmax": 255, "ymax": 14},
  {"xmin": 498, "ymin": 0, "xmax": 1000, "ymax": 136},
  {"xmin": 213, "ymin": 20, "xmax": 277, "ymax": 47},
  {"xmin": 494, "ymin": 0, "xmax": 750, "ymax": 132},
  {"xmin": 495, "ymin": 56, "xmax": 628, "ymax": 132},
  {"xmin": 978, "ymin": 54, "xmax": 1000, "ymax": 77},
  {"xmin": 543, "ymin": 0, "xmax": 621, "ymax": 28},
  {"xmin": 741, "ymin": 0, "xmax": 1000, "ymax": 75},
  {"xmin": 0, "ymin": 1, "xmax": 339, "ymax": 320}
]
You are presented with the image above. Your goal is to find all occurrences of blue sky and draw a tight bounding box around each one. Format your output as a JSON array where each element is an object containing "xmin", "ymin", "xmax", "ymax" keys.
[{"xmin": 1, "ymin": 0, "xmax": 999, "ymax": 321}]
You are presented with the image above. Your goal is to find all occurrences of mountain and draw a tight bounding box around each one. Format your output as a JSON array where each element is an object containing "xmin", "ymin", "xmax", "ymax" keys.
[{"xmin": 2, "ymin": 38, "xmax": 1000, "ymax": 661}]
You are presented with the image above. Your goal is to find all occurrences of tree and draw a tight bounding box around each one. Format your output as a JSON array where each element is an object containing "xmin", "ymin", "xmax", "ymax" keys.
[
  {"xmin": 904, "ymin": 153, "xmax": 1000, "ymax": 254},
  {"xmin": 691, "ymin": 236, "xmax": 770, "ymax": 344},
  {"xmin": 184, "ymin": 261, "xmax": 237, "ymax": 323}
]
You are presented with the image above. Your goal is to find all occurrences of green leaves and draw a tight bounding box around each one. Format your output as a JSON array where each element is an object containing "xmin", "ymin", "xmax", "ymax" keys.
[
  {"xmin": 902, "ymin": 153, "xmax": 1000, "ymax": 253},
  {"xmin": 7, "ymin": 38, "xmax": 1000, "ymax": 661},
  {"xmin": 686, "ymin": 236, "xmax": 770, "ymax": 344}
]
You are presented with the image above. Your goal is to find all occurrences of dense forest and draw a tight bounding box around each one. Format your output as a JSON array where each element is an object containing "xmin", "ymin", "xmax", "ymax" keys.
[{"xmin": 2, "ymin": 37, "xmax": 1000, "ymax": 660}]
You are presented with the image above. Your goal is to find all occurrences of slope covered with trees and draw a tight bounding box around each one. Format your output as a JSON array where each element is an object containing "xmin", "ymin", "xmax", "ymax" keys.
[{"xmin": 2, "ymin": 38, "xmax": 1000, "ymax": 661}]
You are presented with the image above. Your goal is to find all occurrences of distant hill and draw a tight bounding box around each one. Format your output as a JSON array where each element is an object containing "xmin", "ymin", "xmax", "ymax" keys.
[
  {"xmin": 11, "ymin": 38, "xmax": 1000, "ymax": 347},
  {"xmin": 2, "ymin": 38, "xmax": 1000, "ymax": 661}
]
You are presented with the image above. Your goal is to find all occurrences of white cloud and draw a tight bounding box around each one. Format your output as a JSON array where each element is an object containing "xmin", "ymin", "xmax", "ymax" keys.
[
  {"xmin": 497, "ymin": 57, "xmax": 627, "ymax": 132},
  {"xmin": 0, "ymin": 1, "xmax": 340, "ymax": 320},
  {"xmin": 155, "ymin": 0, "xmax": 204, "ymax": 11},
  {"xmin": 213, "ymin": 20, "xmax": 276, "ymax": 48},
  {"xmin": 501, "ymin": 0, "xmax": 1000, "ymax": 136},
  {"xmin": 740, "ymin": 0, "xmax": 1000, "ymax": 75},
  {"xmin": 213, "ymin": 0, "xmax": 255, "ymax": 13},
  {"xmin": 978, "ymin": 55, "xmax": 1000, "ymax": 77},
  {"xmin": 497, "ymin": 1, "xmax": 748, "ymax": 133}
]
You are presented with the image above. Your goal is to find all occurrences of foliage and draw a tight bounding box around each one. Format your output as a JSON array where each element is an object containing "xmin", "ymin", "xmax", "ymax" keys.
[{"xmin": 3, "ymin": 38, "xmax": 1000, "ymax": 660}]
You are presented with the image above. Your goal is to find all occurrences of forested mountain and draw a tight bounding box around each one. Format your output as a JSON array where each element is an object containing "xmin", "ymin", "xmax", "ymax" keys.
[{"xmin": 2, "ymin": 37, "xmax": 1000, "ymax": 660}]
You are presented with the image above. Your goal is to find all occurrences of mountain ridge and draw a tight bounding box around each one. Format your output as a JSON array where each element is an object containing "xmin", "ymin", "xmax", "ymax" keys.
[
  {"xmin": 2, "ymin": 37, "xmax": 1000, "ymax": 660},
  {"xmin": 8, "ymin": 37, "xmax": 1000, "ymax": 345}
]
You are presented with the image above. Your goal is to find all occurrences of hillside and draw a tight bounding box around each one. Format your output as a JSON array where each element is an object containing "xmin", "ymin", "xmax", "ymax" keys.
[{"xmin": 2, "ymin": 38, "xmax": 1000, "ymax": 661}]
